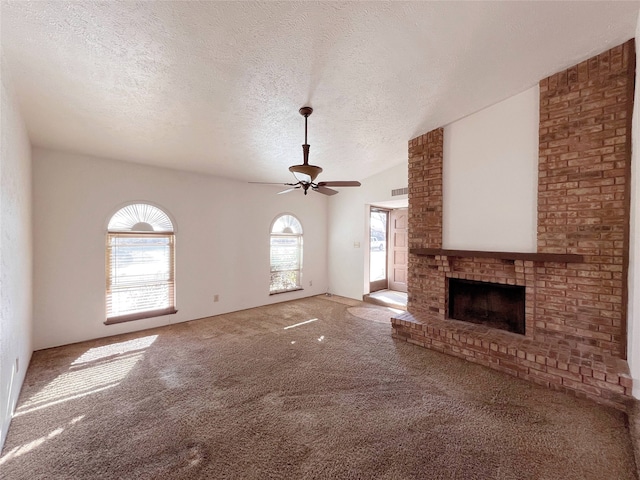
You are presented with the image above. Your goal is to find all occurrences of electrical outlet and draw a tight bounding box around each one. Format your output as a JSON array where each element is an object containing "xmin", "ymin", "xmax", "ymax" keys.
[
  {"xmin": 214, "ymin": 294, "xmax": 219, "ymax": 303},
  {"xmin": 309, "ymin": 280, "xmax": 313, "ymax": 287},
  {"xmin": 354, "ymin": 241, "xmax": 360, "ymax": 248}
]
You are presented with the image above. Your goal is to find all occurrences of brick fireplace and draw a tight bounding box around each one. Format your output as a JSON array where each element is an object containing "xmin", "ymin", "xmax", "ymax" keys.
[
  {"xmin": 392, "ymin": 40, "xmax": 635, "ymax": 409},
  {"xmin": 448, "ymin": 278, "xmax": 526, "ymax": 334}
]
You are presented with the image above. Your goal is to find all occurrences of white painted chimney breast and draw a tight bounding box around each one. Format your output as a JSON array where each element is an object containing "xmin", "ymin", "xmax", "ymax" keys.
[{"xmin": 443, "ymin": 86, "xmax": 539, "ymax": 253}]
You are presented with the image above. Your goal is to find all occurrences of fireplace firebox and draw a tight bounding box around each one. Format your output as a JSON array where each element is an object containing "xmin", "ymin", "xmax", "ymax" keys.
[{"xmin": 448, "ymin": 278, "xmax": 525, "ymax": 335}]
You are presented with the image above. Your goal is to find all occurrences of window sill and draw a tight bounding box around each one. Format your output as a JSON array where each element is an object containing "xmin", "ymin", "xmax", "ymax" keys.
[
  {"xmin": 105, "ymin": 307, "xmax": 178, "ymax": 325},
  {"xmin": 269, "ymin": 288, "xmax": 304, "ymax": 296}
]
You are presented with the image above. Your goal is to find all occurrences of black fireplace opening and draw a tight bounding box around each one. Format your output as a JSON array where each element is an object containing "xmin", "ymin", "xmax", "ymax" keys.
[{"xmin": 448, "ymin": 278, "xmax": 525, "ymax": 335}]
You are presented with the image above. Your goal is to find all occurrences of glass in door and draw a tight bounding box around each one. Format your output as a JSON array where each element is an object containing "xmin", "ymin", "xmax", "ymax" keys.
[{"xmin": 369, "ymin": 208, "xmax": 388, "ymax": 292}]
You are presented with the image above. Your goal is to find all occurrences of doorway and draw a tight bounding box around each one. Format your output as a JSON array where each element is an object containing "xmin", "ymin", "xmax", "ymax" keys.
[
  {"xmin": 366, "ymin": 205, "xmax": 408, "ymax": 309},
  {"xmin": 368, "ymin": 206, "xmax": 408, "ymax": 292},
  {"xmin": 369, "ymin": 208, "xmax": 388, "ymax": 293}
]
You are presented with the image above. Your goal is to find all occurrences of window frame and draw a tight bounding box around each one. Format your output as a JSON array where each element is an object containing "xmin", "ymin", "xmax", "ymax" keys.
[
  {"xmin": 105, "ymin": 203, "xmax": 177, "ymax": 325},
  {"xmin": 269, "ymin": 214, "xmax": 304, "ymax": 295}
]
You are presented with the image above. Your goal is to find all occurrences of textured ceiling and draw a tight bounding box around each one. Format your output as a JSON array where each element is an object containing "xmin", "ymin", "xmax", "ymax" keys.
[{"xmin": 1, "ymin": 1, "xmax": 638, "ymax": 183}]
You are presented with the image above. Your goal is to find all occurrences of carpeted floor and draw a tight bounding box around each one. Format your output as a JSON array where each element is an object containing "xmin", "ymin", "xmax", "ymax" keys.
[{"xmin": 1, "ymin": 296, "xmax": 636, "ymax": 479}]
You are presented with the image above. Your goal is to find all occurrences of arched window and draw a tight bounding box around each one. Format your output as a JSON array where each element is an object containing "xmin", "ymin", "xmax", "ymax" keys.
[
  {"xmin": 105, "ymin": 203, "xmax": 176, "ymax": 324},
  {"xmin": 270, "ymin": 214, "xmax": 303, "ymax": 294}
]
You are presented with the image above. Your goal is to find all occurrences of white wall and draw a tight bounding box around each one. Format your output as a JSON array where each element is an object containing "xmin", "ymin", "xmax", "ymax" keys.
[
  {"xmin": 32, "ymin": 149, "xmax": 328, "ymax": 350},
  {"xmin": 627, "ymin": 18, "xmax": 640, "ymax": 397},
  {"xmin": 443, "ymin": 86, "xmax": 539, "ymax": 252},
  {"xmin": 0, "ymin": 63, "xmax": 33, "ymax": 450},
  {"xmin": 327, "ymin": 162, "xmax": 407, "ymax": 300}
]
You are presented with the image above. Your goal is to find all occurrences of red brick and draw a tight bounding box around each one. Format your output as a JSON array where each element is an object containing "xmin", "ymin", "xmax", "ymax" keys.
[{"xmin": 406, "ymin": 40, "xmax": 633, "ymax": 407}]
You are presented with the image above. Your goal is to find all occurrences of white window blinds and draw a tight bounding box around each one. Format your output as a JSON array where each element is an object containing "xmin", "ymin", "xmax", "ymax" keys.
[
  {"xmin": 270, "ymin": 215, "xmax": 303, "ymax": 294},
  {"xmin": 106, "ymin": 204, "xmax": 176, "ymax": 324}
]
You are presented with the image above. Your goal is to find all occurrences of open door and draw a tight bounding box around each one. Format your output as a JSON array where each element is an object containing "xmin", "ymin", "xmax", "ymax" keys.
[
  {"xmin": 369, "ymin": 208, "xmax": 388, "ymax": 292},
  {"xmin": 389, "ymin": 208, "xmax": 408, "ymax": 292}
]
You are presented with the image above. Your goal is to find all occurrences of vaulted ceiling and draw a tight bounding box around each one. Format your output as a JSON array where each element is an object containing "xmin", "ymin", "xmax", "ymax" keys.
[{"xmin": 2, "ymin": 1, "xmax": 638, "ymax": 183}]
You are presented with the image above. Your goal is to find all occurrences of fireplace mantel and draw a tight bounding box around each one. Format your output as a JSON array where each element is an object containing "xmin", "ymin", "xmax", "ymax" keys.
[{"xmin": 409, "ymin": 248, "xmax": 584, "ymax": 263}]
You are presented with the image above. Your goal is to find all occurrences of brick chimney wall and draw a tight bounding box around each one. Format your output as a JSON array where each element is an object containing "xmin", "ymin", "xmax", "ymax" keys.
[
  {"xmin": 536, "ymin": 40, "xmax": 635, "ymax": 357},
  {"xmin": 398, "ymin": 40, "xmax": 635, "ymax": 407},
  {"xmin": 407, "ymin": 129, "xmax": 445, "ymax": 320}
]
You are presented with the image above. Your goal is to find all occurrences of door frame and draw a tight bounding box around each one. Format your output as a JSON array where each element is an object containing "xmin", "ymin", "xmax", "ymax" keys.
[{"xmin": 369, "ymin": 207, "xmax": 389, "ymax": 293}]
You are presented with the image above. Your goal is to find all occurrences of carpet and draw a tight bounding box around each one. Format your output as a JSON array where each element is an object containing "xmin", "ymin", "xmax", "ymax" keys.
[
  {"xmin": 318, "ymin": 294, "xmax": 362, "ymax": 307},
  {"xmin": 1, "ymin": 296, "xmax": 636, "ymax": 479},
  {"xmin": 347, "ymin": 306, "xmax": 395, "ymax": 324}
]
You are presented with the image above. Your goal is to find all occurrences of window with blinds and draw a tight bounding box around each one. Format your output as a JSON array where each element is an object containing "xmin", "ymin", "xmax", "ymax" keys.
[
  {"xmin": 106, "ymin": 204, "xmax": 176, "ymax": 324},
  {"xmin": 270, "ymin": 214, "xmax": 303, "ymax": 294}
]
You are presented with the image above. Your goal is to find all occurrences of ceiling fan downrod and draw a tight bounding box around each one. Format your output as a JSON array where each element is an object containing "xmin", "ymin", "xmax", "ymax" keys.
[
  {"xmin": 300, "ymin": 106, "xmax": 312, "ymax": 166},
  {"xmin": 289, "ymin": 106, "xmax": 322, "ymax": 184}
]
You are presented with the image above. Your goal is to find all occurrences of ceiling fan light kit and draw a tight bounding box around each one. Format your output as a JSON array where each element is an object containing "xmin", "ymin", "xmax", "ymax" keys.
[
  {"xmin": 289, "ymin": 163, "xmax": 322, "ymax": 184},
  {"xmin": 251, "ymin": 106, "xmax": 361, "ymax": 196}
]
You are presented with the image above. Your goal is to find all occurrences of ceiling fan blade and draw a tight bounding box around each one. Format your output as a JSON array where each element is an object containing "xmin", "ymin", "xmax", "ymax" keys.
[
  {"xmin": 314, "ymin": 186, "xmax": 339, "ymax": 196},
  {"xmin": 278, "ymin": 187, "xmax": 300, "ymax": 195},
  {"xmin": 316, "ymin": 181, "xmax": 361, "ymax": 187},
  {"xmin": 249, "ymin": 182, "xmax": 298, "ymax": 186}
]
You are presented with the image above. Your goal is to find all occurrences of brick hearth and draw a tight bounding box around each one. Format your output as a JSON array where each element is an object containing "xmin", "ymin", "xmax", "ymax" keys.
[{"xmin": 392, "ymin": 40, "xmax": 635, "ymax": 409}]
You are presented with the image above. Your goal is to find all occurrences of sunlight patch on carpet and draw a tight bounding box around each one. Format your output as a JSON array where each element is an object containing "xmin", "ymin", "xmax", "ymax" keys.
[
  {"xmin": 347, "ymin": 307, "xmax": 393, "ymax": 324},
  {"xmin": 14, "ymin": 335, "xmax": 159, "ymax": 417},
  {"xmin": 0, "ymin": 414, "xmax": 84, "ymax": 465},
  {"xmin": 71, "ymin": 335, "xmax": 158, "ymax": 365},
  {"xmin": 0, "ymin": 426, "xmax": 64, "ymax": 465},
  {"xmin": 284, "ymin": 318, "xmax": 318, "ymax": 330}
]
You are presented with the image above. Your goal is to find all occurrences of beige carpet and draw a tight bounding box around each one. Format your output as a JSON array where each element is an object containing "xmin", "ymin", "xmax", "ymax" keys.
[
  {"xmin": 347, "ymin": 306, "xmax": 397, "ymax": 324},
  {"xmin": 319, "ymin": 294, "xmax": 362, "ymax": 307},
  {"xmin": 1, "ymin": 296, "xmax": 636, "ymax": 479}
]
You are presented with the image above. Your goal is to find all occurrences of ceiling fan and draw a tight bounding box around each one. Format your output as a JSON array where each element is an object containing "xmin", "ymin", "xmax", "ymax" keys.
[{"xmin": 251, "ymin": 107, "xmax": 361, "ymax": 196}]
